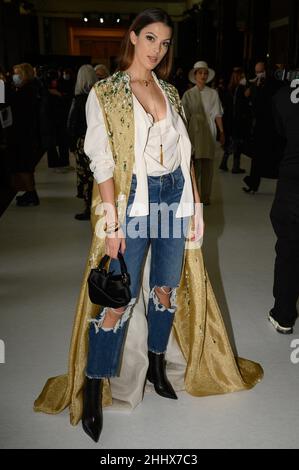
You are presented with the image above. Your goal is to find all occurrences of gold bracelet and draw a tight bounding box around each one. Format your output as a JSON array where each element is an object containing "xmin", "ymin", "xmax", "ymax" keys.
[
  {"xmin": 106, "ymin": 226, "xmax": 120, "ymax": 235},
  {"xmin": 104, "ymin": 221, "xmax": 120, "ymax": 233},
  {"xmin": 104, "ymin": 222, "xmax": 119, "ymax": 232}
]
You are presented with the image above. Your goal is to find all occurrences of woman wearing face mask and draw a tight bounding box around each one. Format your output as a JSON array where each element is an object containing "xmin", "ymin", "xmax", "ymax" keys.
[
  {"xmin": 67, "ymin": 65, "xmax": 98, "ymax": 220},
  {"xmin": 219, "ymin": 67, "xmax": 250, "ymax": 173},
  {"xmin": 10, "ymin": 63, "xmax": 40, "ymax": 206},
  {"xmin": 34, "ymin": 8, "xmax": 263, "ymax": 443}
]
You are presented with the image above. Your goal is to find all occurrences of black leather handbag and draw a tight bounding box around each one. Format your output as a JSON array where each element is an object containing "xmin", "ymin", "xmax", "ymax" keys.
[{"xmin": 88, "ymin": 253, "xmax": 131, "ymax": 308}]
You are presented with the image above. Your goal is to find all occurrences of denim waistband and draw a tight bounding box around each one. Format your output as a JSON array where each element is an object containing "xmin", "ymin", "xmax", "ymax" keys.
[{"xmin": 132, "ymin": 166, "xmax": 182, "ymax": 185}]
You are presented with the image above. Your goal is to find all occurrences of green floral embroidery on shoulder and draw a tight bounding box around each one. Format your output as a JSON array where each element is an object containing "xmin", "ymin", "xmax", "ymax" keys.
[
  {"xmin": 94, "ymin": 72, "xmax": 133, "ymax": 115},
  {"xmin": 93, "ymin": 72, "xmax": 135, "ymax": 165},
  {"xmin": 159, "ymin": 79, "xmax": 183, "ymax": 117}
]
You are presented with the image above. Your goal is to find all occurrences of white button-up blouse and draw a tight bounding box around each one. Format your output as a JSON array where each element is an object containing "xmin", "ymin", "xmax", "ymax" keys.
[{"xmin": 84, "ymin": 76, "xmax": 194, "ymax": 218}]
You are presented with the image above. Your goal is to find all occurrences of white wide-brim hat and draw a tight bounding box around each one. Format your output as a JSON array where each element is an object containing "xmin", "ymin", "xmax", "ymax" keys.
[{"xmin": 188, "ymin": 61, "xmax": 215, "ymax": 84}]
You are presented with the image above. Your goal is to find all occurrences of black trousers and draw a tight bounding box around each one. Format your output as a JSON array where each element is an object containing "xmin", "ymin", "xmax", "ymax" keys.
[
  {"xmin": 244, "ymin": 156, "xmax": 261, "ymax": 192},
  {"xmin": 47, "ymin": 122, "xmax": 70, "ymax": 168},
  {"xmin": 270, "ymin": 180, "xmax": 299, "ymax": 327}
]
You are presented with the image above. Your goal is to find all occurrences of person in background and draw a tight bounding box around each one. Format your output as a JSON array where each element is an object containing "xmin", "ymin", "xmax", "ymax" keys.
[
  {"xmin": 43, "ymin": 68, "xmax": 72, "ymax": 172},
  {"xmin": 268, "ymin": 82, "xmax": 299, "ymax": 334},
  {"xmin": 94, "ymin": 64, "xmax": 110, "ymax": 81},
  {"xmin": 217, "ymin": 76, "xmax": 233, "ymax": 171},
  {"xmin": 58, "ymin": 67, "xmax": 75, "ymax": 116},
  {"xmin": 248, "ymin": 61, "xmax": 266, "ymax": 87},
  {"xmin": 0, "ymin": 65, "xmax": 6, "ymax": 82},
  {"xmin": 243, "ymin": 61, "xmax": 284, "ymax": 193},
  {"xmin": 67, "ymin": 65, "xmax": 98, "ymax": 220},
  {"xmin": 172, "ymin": 66, "xmax": 188, "ymax": 97},
  {"xmin": 10, "ymin": 63, "xmax": 40, "ymax": 206},
  {"xmin": 182, "ymin": 61, "xmax": 225, "ymax": 205},
  {"xmin": 219, "ymin": 67, "xmax": 249, "ymax": 174}
]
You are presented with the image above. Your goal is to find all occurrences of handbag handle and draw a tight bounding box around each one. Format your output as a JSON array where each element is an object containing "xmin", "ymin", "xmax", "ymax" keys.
[{"xmin": 98, "ymin": 253, "xmax": 128, "ymax": 276}]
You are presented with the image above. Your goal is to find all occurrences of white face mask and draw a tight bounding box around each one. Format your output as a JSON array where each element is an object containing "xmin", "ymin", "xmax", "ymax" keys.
[
  {"xmin": 256, "ymin": 71, "xmax": 266, "ymax": 79},
  {"xmin": 13, "ymin": 74, "xmax": 22, "ymax": 87},
  {"xmin": 239, "ymin": 77, "xmax": 247, "ymax": 86}
]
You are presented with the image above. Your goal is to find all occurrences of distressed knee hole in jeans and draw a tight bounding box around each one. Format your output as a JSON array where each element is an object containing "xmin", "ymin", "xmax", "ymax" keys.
[
  {"xmin": 88, "ymin": 297, "xmax": 137, "ymax": 334},
  {"xmin": 149, "ymin": 287, "xmax": 177, "ymax": 313}
]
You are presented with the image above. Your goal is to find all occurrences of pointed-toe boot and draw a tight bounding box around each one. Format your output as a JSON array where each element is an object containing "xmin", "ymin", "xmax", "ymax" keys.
[
  {"xmin": 82, "ymin": 377, "xmax": 103, "ymax": 442},
  {"xmin": 147, "ymin": 351, "xmax": 177, "ymax": 400}
]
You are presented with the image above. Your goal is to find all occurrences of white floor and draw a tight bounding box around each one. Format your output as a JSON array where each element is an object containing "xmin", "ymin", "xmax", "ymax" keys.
[{"xmin": 0, "ymin": 152, "xmax": 298, "ymax": 449}]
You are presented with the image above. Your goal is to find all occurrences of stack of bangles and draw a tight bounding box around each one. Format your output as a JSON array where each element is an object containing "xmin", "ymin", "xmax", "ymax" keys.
[{"xmin": 104, "ymin": 221, "xmax": 120, "ymax": 234}]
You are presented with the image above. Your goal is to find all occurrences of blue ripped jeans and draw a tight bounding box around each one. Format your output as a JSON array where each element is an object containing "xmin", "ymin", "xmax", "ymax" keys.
[{"xmin": 86, "ymin": 166, "xmax": 189, "ymax": 379}]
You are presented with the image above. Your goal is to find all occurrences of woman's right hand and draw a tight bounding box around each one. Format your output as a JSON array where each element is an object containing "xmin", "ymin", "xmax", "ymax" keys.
[{"xmin": 105, "ymin": 228, "xmax": 126, "ymax": 259}]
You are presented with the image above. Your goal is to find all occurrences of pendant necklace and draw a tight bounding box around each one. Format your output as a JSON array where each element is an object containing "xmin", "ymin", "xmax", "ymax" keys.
[
  {"xmin": 148, "ymin": 84, "xmax": 164, "ymax": 166},
  {"xmin": 142, "ymin": 79, "xmax": 152, "ymax": 87},
  {"xmin": 132, "ymin": 78, "xmax": 154, "ymax": 87}
]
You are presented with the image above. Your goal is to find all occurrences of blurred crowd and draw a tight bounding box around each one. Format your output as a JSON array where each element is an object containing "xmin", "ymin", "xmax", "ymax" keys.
[
  {"xmin": 0, "ymin": 62, "xmax": 109, "ymax": 218},
  {"xmin": 0, "ymin": 56, "xmax": 297, "ymax": 333},
  {"xmin": 0, "ymin": 58, "xmax": 288, "ymax": 217}
]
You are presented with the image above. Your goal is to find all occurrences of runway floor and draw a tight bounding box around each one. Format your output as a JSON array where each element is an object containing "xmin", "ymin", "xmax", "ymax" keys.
[{"xmin": 0, "ymin": 151, "xmax": 298, "ymax": 449}]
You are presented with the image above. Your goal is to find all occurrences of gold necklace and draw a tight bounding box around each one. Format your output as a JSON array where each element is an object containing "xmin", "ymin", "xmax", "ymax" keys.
[
  {"xmin": 148, "ymin": 86, "xmax": 164, "ymax": 166},
  {"xmin": 131, "ymin": 77, "xmax": 154, "ymax": 87}
]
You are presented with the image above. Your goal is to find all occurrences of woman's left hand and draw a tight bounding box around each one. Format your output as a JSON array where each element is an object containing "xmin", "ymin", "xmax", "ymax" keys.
[{"xmin": 189, "ymin": 202, "xmax": 204, "ymax": 242}]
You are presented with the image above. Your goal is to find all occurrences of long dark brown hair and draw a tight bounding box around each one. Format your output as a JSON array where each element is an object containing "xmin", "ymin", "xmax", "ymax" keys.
[{"xmin": 118, "ymin": 8, "xmax": 174, "ymax": 80}]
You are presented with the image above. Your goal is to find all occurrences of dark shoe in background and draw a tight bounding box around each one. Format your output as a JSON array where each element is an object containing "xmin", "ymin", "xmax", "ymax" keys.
[
  {"xmin": 75, "ymin": 209, "xmax": 90, "ymax": 221},
  {"xmin": 242, "ymin": 176, "xmax": 258, "ymax": 194},
  {"xmin": 268, "ymin": 311, "xmax": 293, "ymax": 335},
  {"xmin": 16, "ymin": 190, "xmax": 40, "ymax": 207},
  {"xmin": 219, "ymin": 153, "xmax": 229, "ymax": 172},
  {"xmin": 242, "ymin": 187, "xmax": 257, "ymax": 194}
]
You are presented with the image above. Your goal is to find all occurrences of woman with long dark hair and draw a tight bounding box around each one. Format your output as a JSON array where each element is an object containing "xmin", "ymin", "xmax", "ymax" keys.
[{"xmin": 34, "ymin": 8, "xmax": 263, "ymax": 443}]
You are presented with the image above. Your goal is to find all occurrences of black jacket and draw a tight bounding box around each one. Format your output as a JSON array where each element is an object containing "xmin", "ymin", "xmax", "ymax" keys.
[
  {"xmin": 273, "ymin": 84, "xmax": 299, "ymax": 184},
  {"xmin": 67, "ymin": 93, "xmax": 88, "ymax": 151},
  {"xmin": 9, "ymin": 80, "xmax": 40, "ymax": 172}
]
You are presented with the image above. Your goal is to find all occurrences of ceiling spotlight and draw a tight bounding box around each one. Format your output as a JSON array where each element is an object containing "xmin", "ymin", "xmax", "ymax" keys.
[
  {"xmin": 116, "ymin": 18, "xmax": 120, "ymax": 23},
  {"xmin": 99, "ymin": 17, "xmax": 104, "ymax": 24},
  {"xmin": 83, "ymin": 16, "xmax": 88, "ymax": 23}
]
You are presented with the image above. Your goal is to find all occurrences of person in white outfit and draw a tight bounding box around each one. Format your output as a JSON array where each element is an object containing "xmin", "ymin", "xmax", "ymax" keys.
[{"xmin": 182, "ymin": 61, "xmax": 225, "ymax": 205}]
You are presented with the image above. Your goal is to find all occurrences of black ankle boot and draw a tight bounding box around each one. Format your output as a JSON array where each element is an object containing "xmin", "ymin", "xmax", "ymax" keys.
[
  {"xmin": 82, "ymin": 377, "xmax": 103, "ymax": 442},
  {"xmin": 147, "ymin": 351, "xmax": 177, "ymax": 400}
]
